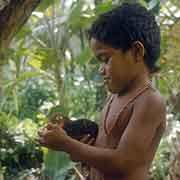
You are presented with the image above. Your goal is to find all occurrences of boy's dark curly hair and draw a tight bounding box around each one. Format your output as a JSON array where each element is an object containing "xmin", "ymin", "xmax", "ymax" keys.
[{"xmin": 88, "ymin": 3, "xmax": 160, "ymax": 73}]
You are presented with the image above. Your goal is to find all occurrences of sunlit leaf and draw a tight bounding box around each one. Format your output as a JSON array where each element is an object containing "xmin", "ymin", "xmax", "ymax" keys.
[
  {"xmin": 75, "ymin": 47, "xmax": 93, "ymax": 65},
  {"xmin": 28, "ymin": 58, "xmax": 42, "ymax": 69},
  {"xmin": 37, "ymin": 0, "xmax": 59, "ymax": 11}
]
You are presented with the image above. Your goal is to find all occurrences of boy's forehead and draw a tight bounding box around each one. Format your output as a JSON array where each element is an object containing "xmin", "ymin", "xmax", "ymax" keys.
[
  {"xmin": 90, "ymin": 38, "xmax": 125, "ymax": 58},
  {"xmin": 90, "ymin": 38, "xmax": 112, "ymax": 54}
]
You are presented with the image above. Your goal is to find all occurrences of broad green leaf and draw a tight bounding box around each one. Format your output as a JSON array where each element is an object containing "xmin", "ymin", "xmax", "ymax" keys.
[
  {"xmin": 75, "ymin": 48, "xmax": 93, "ymax": 65},
  {"xmin": 148, "ymin": 0, "xmax": 160, "ymax": 11},
  {"xmin": 28, "ymin": 48, "xmax": 59, "ymax": 70},
  {"xmin": 95, "ymin": 1, "xmax": 114, "ymax": 15},
  {"xmin": 48, "ymin": 105, "xmax": 69, "ymax": 118},
  {"xmin": 15, "ymin": 26, "xmax": 32, "ymax": 39},
  {"xmin": 37, "ymin": 0, "xmax": 59, "ymax": 11},
  {"xmin": 3, "ymin": 72, "xmax": 42, "ymax": 89},
  {"xmin": 28, "ymin": 58, "xmax": 43, "ymax": 70},
  {"xmin": 68, "ymin": 0, "xmax": 84, "ymax": 29},
  {"xmin": 17, "ymin": 71, "xmax": 42, "ymax": 82},
  {"xmin": 44, "ymin": 150, "xmax": 72, "ymax": 179}
]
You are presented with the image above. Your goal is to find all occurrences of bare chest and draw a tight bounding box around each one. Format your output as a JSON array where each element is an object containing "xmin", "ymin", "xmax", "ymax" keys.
[{"xmin": 95, "ymin": 95, "xmax": 134, "ymax": 149}]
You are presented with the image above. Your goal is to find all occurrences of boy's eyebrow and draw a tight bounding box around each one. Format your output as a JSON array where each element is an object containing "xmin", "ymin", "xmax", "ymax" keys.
[{"xmin": 95, "ymin": 50, "xmax": 109, "ymax": 59}]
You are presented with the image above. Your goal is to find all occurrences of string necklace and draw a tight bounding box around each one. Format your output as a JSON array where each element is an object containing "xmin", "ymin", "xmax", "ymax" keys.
[{"xmin": 103, "ymin": 83, "xmax": 152, "ymax": 135}]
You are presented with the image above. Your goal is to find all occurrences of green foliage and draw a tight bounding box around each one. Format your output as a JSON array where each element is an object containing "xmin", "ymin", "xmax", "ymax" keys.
[
  {"xmin": 18, "ymin": 82, "xmax": 56, "ymax": 120},
  {"xmin": 0, "ymin": 112, "xmax": 43, "ymax": 179},
  {"xmin": 0, "ymin": 0, "xmax": 180, "ymax": 179},
  {"xmin": 43, "ymin": 150, "xmax": 75, "ymax": 180},
  {"xmin": 94, "ymin": 1, "xmax": 114, "ymax": 15},
  {"xmin": 37, "ymin": 0, "xmax": 59, "ymax": 11},
  {"xmin": 151, "ymin": 138, "xmax": 169, "ymax": 180}
]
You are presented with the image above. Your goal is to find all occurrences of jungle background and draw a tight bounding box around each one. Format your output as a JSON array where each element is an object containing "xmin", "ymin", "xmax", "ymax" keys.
[{"xmin": 0, "ymin": 0, "xmax": 179, "ymax": 179}]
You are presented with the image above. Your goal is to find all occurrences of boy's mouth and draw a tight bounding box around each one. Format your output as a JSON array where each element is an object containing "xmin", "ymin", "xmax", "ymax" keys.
[
  {"xmin": 103, "ymin": 76, "xmax": 111, "ymax": 84},
  {"xmin": 103, "ymin": 76, "xmax": 111, "ymax": 80}
]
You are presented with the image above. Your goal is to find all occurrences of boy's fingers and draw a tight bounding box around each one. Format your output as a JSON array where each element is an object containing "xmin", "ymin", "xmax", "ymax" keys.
[
  {"xmin": 38, "ymin": 127, "xmax": 46, "ymax": 134},
  {"xmin": 80, "ymin": 134, "xmax": 91, "ymax": 143},
  {"xmin": 50, "ymin": 113, "xmax": 60, "ymax": 119},
  {"xmin": 87, "ymin": 138, "xmax": 95, "ymax": 145},
  {"xmin": 80, "ymin": 134, "xmax": 96, "ymax": 145},
  {"xmin": 50, "ymin": 113, "xmax": 64, "ymax": 123},
  {"xmin": 59, "ymin": 122, "xmax": 64, "ymax": 128},
  {"xmin": 38, "ymin": 127, "xmax": 53, "ymax": 138},
  {"xmin": 36, "ymin": 137, "xmax": 46, "ymax": 145},
  {"xmin": 46, "ymin": 123, "xmax": 57, "ymax": 130},
  {"xmin": 38, "ymin": 128, "xmax": 46, "ymax": 137}
]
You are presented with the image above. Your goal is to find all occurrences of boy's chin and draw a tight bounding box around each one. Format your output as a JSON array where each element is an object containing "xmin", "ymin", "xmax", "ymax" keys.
[
  {"xmin": 107, "ymin": 85, "xmax": 120, "ymax": 94},
  {"xmin": 107, "ymin": 85, "xmax": 126, "ymax": 95}
]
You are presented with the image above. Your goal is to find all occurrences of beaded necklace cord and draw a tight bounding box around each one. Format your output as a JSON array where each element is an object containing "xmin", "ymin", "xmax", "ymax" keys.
[{"xmin": 104, "ymin": 83, "xmax": 152, "ymax": 135}]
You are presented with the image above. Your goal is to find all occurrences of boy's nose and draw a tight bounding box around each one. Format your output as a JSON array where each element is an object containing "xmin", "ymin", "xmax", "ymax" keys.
[{"xmin": 99, "ymin": 65, "xmax": 105, "ymax": 76}]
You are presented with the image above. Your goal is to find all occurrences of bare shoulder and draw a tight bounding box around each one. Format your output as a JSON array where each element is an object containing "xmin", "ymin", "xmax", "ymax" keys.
[
  {"xmin": 135, "ymin": 87, "xmax": 166, "ymax": 111},
  {"xmin": 134, "ymin": 88, "xmax": 166, "ymax": 124}
]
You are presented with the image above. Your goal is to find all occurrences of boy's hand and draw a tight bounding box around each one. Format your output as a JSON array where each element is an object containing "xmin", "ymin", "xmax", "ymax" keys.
[
  {"xmin": 80, "ymin": 134, "xmax": 96, "ymax": 146},
  {"xmin": 37, "ymin": 123, "xmax": 70, "ymax": 151},
  {"xmin": 49, "ymin": 112, "xmax": 70, "ymax": 125}
]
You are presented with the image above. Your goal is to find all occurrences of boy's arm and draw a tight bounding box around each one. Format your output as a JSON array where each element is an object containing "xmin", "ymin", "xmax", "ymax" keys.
[{"xmin": 64, "ymin": 93, "xmax": 166, "ymax": 175}]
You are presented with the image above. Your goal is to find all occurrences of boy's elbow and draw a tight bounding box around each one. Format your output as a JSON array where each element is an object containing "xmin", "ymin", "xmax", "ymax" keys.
[
  {"xmin": 105, "ymin": 155, "xmax": 135, "ymax": 176},
  {"xmin": 102, "ymin": 155, "xmax": 127, "ymax": 176}
]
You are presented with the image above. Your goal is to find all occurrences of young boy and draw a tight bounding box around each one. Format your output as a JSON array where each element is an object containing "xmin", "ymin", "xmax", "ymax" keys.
[{"xmin": 38, "ymin": 3, "xmax": 166, "ymax": 180}]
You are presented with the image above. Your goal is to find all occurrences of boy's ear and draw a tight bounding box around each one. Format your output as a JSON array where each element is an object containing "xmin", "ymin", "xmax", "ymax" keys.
[{"xmin": 131, "ymin": 41, "xmax": 145, "ymax": 63}]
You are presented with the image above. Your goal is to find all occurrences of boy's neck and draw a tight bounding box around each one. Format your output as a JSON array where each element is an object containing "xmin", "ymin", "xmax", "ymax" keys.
[{"xmin": 118, "ymin": 73, "xmax": 151, "ymax": 97}]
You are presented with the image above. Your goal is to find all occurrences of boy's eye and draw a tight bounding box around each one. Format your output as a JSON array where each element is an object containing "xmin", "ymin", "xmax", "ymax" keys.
[{"xmin": 100, "ymin": 56, "xmax": 110, "ymax": 64}]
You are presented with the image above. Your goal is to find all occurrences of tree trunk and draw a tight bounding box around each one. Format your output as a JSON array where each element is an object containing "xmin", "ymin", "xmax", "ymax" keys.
[
  {"xmin": 0, "ymin": 0, "xmax": 41, "ymax": 96},
  {"xmin": 0, "ymin": 0, "xmax": 40, "ymax": 56}
]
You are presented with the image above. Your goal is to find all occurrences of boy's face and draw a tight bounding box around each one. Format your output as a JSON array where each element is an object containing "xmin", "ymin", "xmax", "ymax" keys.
[{"xmin": 90, "ymin": 38, "xmax": 138, "ymax": 94}]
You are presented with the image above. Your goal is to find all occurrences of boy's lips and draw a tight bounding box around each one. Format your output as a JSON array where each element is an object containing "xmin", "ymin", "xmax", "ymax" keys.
[
  {"xmin": 103, "ymin": 76, "xmax": 111, "ymax": 84},
  {"xmin": 103, "ymin": 76, "xmax": 111, "ymax": 80}
]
